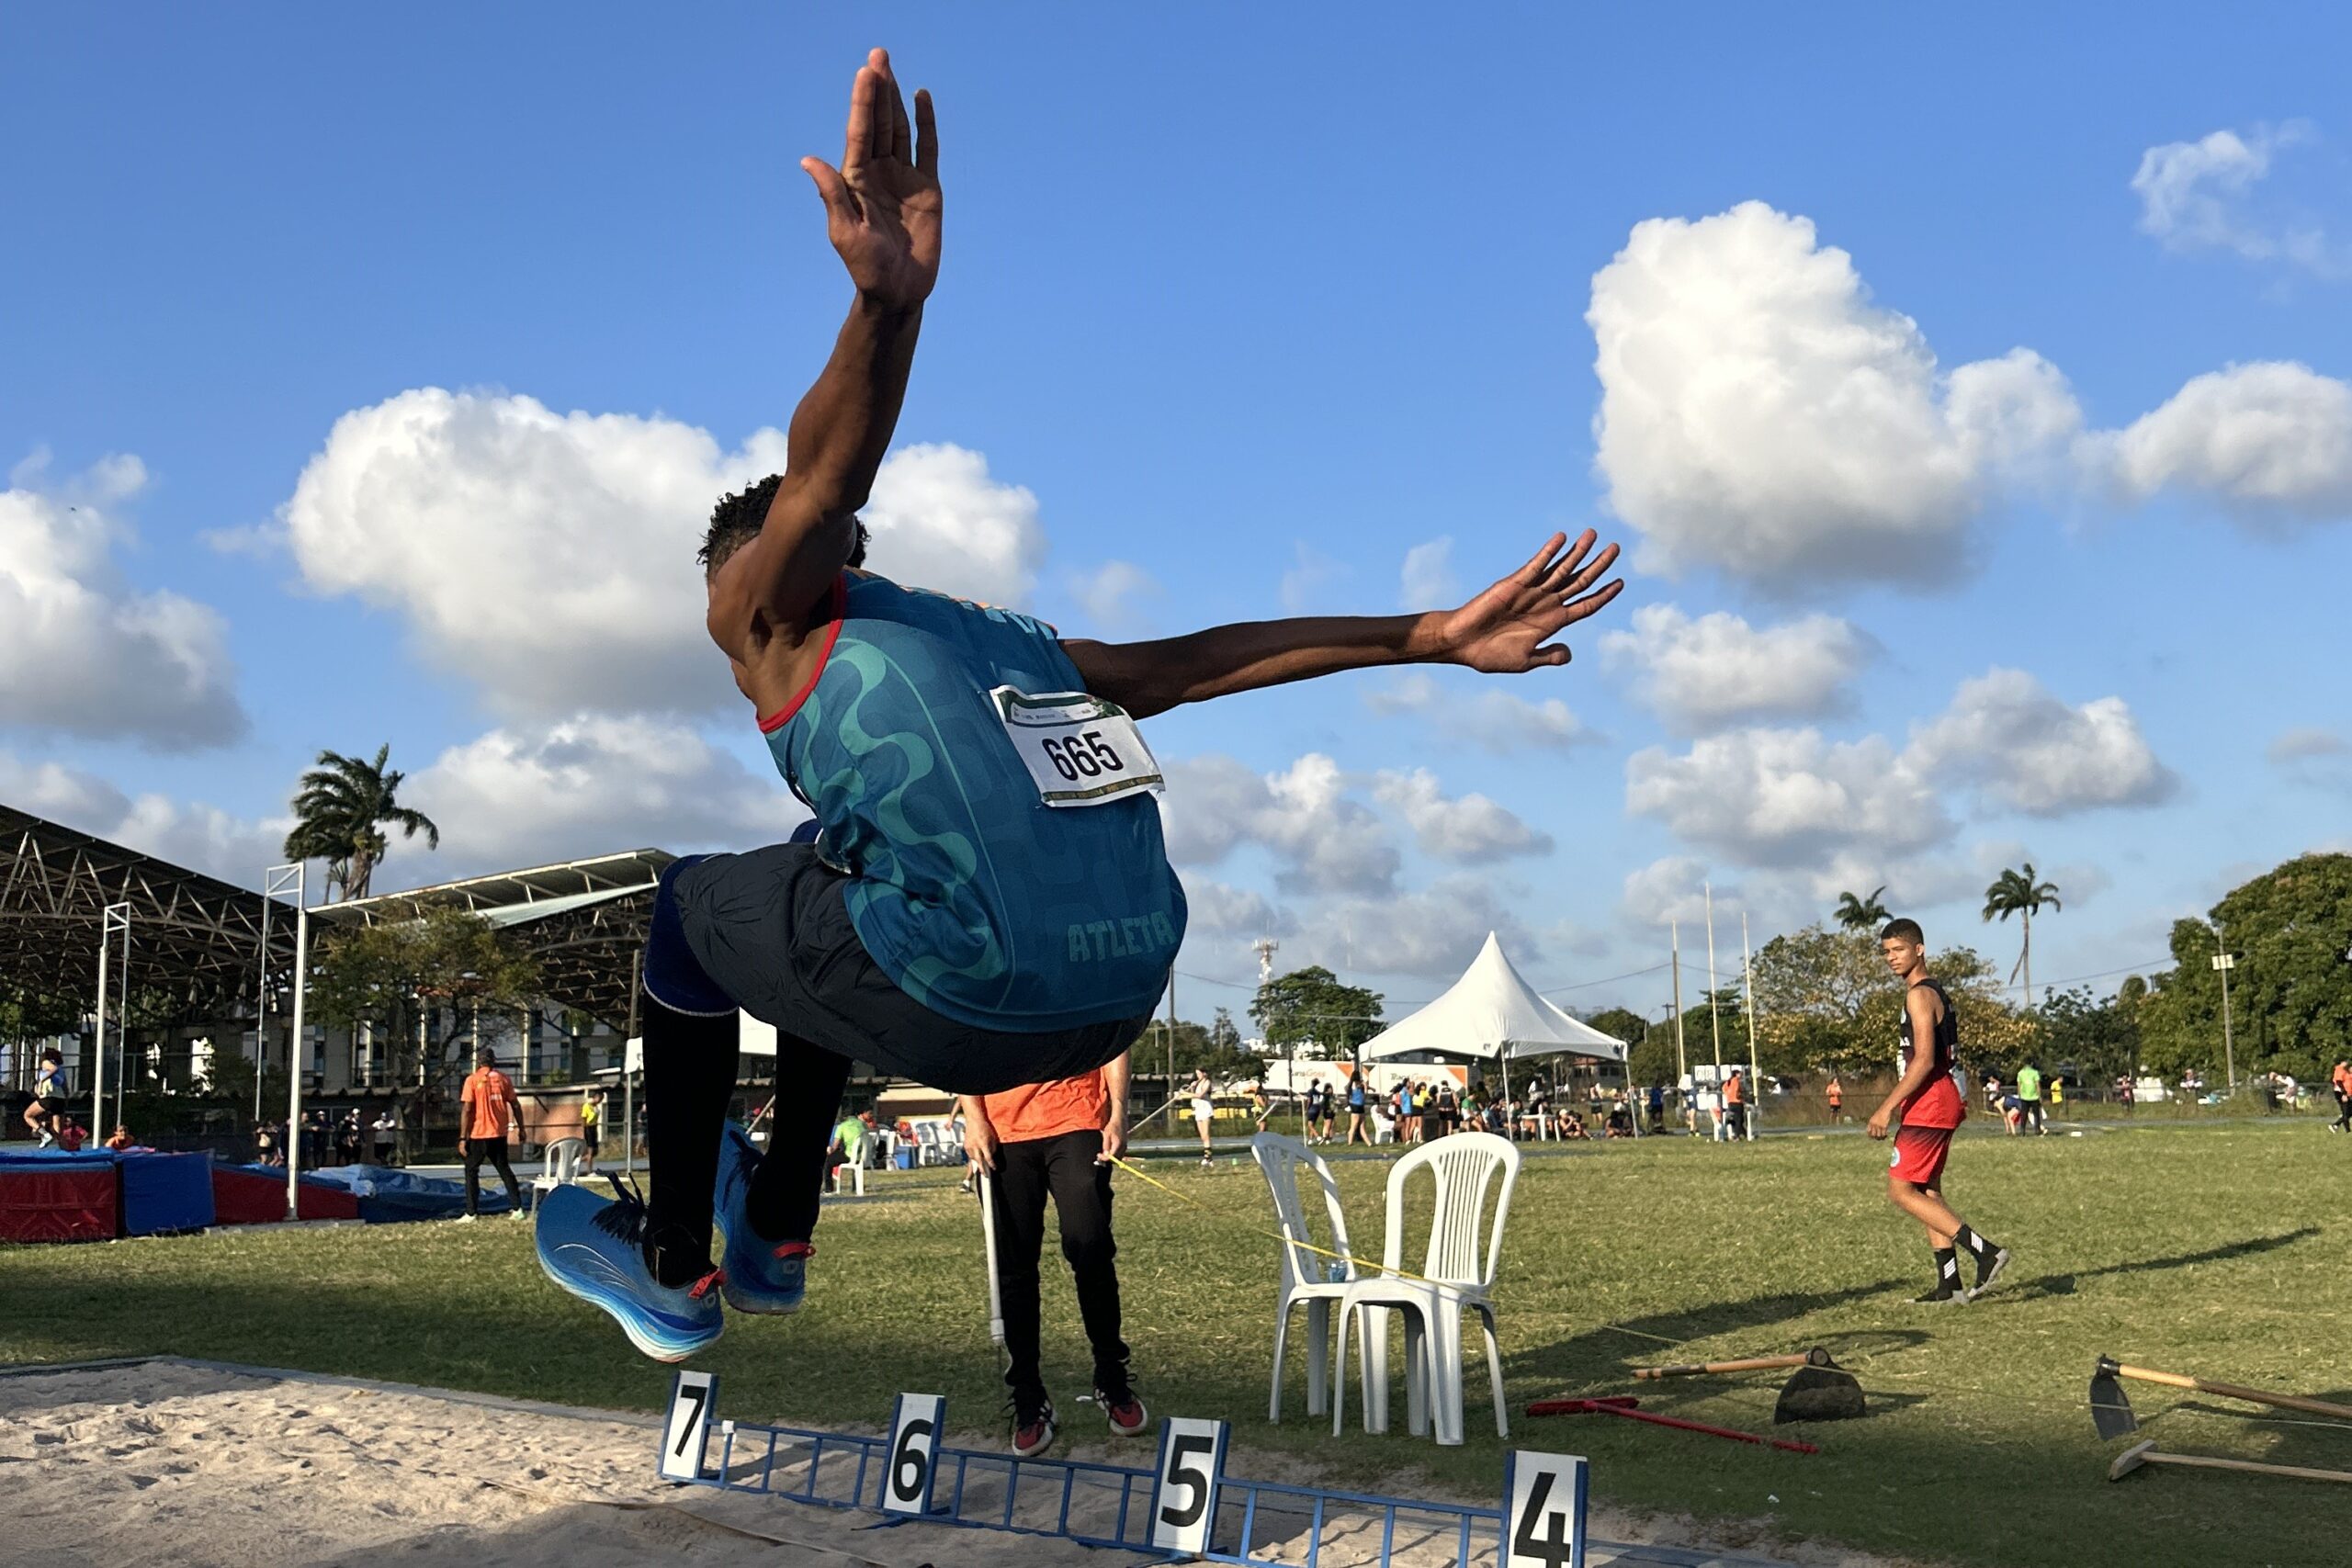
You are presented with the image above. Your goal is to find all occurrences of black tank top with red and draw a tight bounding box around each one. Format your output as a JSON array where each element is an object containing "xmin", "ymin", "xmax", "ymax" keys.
[{"xmin": 1896, "ymin": 977, "xmax": 1966, "ymax": 1129}]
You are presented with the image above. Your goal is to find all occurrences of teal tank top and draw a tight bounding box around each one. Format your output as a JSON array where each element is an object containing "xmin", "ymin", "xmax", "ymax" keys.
[{"xmin": 762, "ymin": 572, "xmax": 1186, "ymax": 1032}]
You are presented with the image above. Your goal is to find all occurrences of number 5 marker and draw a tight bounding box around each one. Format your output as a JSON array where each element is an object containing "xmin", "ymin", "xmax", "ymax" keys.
[{"xmin": 1149, "ymin": 1416, "xmax": 1228, "ymax": 1552}]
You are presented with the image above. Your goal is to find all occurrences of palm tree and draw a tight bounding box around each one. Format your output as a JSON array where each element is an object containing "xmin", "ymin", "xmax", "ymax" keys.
[
  {"xmin": 1982, "ymin": 863, "xmax": 2062, "ymax": 1009},
  {"xmin": 1834, "ymin": 886, "xmax": 1891, "ymax": 933},
  {"xmin": 283, "ymin": 745, "xmax": 440, "ymax": 901}
]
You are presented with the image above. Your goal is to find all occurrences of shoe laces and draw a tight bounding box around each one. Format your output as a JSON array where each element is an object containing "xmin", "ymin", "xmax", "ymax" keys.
[
  {"xmin": 594, "ymin": 1174, "xmax": 720, "ymax": 1295},
  {"xmin": 1003, "ymin": 1388, "xmax": 1052, "ymax": 1428}
]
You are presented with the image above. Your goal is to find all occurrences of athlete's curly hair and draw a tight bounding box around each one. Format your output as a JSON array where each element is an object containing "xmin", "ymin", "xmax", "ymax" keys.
[{"xmin": 698, "ymin": 474, "xmax": 869, "ymax": 577}]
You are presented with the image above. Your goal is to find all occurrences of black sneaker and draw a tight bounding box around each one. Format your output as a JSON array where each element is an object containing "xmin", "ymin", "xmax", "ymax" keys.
[
  {"xmin": 1911, "ymin": 1283, "xmax": 1968, "ymax": 1305},
  {"xmin": 1970, "ymin": 1246, "xmax": 2011, "ymax": 1298},
  {"xmin": 1008, "ymin": 1388, "xmax": 1057, "ymax": 1458}
]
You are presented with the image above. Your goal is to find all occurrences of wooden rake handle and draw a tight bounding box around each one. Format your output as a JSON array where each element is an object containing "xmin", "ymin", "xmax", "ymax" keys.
[
  {"xmin": 2132, "ymin": 1448, "xmax": 2352, "ymax": 1485},
  {"xmin": 2112, "ymin": 1364, "xmax": 2352, "ymax": 1422},
  {"xmin": 1635, "ymin": 1354, "xmax": 1813, "ymax": 1380}
]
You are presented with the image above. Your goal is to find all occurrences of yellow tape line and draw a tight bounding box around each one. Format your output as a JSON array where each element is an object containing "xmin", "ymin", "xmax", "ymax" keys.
[{"xmin": 1104, "ymin": 1154, "xmax": 1446, "ymax": 1288}]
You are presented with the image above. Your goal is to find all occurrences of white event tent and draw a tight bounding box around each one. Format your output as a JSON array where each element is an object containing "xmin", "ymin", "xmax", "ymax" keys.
[{"xmin": 1357, "ymin": 932, "xmax": 1626, "ymax": 1102}]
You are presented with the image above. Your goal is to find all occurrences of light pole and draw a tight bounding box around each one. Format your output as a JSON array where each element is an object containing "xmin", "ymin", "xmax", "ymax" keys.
[
  {"xmin": 2211, "ymin": 946, "xmax": 2237, "ymax": 1094},
  {"xmin": 261, "ymin": 865, "xmax": 303, "ymax": 1130},
  {"xmin": 268, "ymin": 863, "xmax": 310, "ymax": 1219}
]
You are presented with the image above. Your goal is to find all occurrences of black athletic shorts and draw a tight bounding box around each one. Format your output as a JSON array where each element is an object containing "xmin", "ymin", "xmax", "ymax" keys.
[{"xmin": 666, "ymin": 841, "xmax": 1153, "ymax": 1096}]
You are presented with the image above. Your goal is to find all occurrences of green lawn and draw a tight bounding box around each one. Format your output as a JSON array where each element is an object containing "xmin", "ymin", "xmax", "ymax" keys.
[{"xmin": 6, "ymin": 1120, "xmax": 2346, "ymax": 1568}]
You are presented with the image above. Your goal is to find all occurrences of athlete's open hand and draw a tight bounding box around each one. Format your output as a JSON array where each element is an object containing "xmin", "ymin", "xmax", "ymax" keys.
[
  {"xmin": 1435, "ymin": 531, "xmax": 1624, "ymax": 673},
  {"xmin": 804, "ymin": 48, "xmax": 941, "ymax": 309}
]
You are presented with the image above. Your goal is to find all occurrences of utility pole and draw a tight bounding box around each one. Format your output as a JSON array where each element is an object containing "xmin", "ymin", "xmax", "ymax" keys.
[
  {"xmin": 2211, "ymin": 928, "xmax": 2237, "ymax": 1093},
  {"xmin": 1704, "ymin": 881, "xmax": 1723, "ymax": 1067},
  {"xmin": 1669, "ymin": 919, "xmax": 1686, "ymax": 1084},
  {"xmin": 1742, "ymin": 910, "xmax": 1759, "ymax": 1141}
]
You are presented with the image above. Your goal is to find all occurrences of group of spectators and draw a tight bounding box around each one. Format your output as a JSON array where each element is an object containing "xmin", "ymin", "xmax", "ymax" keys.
[
  {"xmin": 1274, "ymin": 1069, "xmax": 1648, "ymax": 1147},
  {"xmin": 253, "ymin": 1105, "xmax": 402, "ymax": 1168}
]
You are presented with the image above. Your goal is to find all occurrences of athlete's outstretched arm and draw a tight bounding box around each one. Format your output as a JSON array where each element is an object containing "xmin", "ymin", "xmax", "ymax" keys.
[
  {"xmin": 711, "ymin": 49, "xmax": 942, "ymax": 637},
  {"xmin": 1063, "ymin": 532, "xmax": 1623, "ymax": 720}
]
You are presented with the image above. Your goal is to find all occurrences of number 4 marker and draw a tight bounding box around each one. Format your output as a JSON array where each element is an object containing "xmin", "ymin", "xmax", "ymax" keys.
[{"xmin": 1502, "ymin": 1450, "xmax": 1589, "ymax": 1568}]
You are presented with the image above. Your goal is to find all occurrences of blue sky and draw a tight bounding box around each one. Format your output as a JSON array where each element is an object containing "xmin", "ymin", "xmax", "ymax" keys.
[{"xmin": 6, "ymin": 4, "xmax": 2349, "ymax": 1027}]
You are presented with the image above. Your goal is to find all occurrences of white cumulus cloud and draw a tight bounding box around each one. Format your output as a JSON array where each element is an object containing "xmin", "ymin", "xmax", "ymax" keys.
[
  {"xmin": 275, "ymin": 390, "xmax": 1044, "ymax": 719},
  {"xmin": 1587, "ymin": 202, "xmax": 2032, "ymax": 591},
  {"xmin": 2106, "ymin": 362, "xmax": 2352, "ymax": 525},
  {"xmin": 1625, "ymin": 727, "xmax": 1951, "ymax": 869},
  {"xmin": 1905, "ymin": 669, "xmax": 2177, "ymax": 817},
  {"xmin": 402, "ymin": 714, "xmax": 803, "ymax": 882},
  {"xmin": 1, "ymin": 454, "xmax": 247, "ymax": 750},
  {"xmin": 2131, "ymin": 123, "xmax": 2340, "ymax": 273},
  {"xmin": 0, "ymin": 750, "xmax": 284, "ymax": 884},
  {"xmin": 1294, "ymin": 877, "xmax": 1542, "ymax": 980},
  {"xmin": 1600, "ymin": 604, "xmax": 1869, "ymax": 733},
  {"xmin": 1157, "ymin": 753, "xmax": 1399, "ymax": 897},
  {"xmin": 1371, "ymin": 769, "xmax": 1553, "ymax": 863},
  {"xmin": 1067, "ymin": 559, "xmax": 1160, "ymax": 632},
  {"xmin": 1399, "ymin": 536, "xmax": 1459, "ymax": 607},
  {"xmin": 1364, "ymin": 672, "xmax": 1600, "ymax": 753}
]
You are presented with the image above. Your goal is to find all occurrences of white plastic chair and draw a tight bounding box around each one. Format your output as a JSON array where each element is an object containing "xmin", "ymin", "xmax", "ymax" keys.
[
  {"xmin": 532, "ymin": 1135, "xmax": 586, "ymax": 1200},
  {"xmin": 1250, "ymin": 1133, "xmax": 1362, "ymax": 1422},
  {"xmin": 1331, "ymin": 1131, "xmax": 1520, "ymax": 1446},
  {"xmin": 1370, "ymin": 1111, "xmax": 1396, "ymax": 1145}
]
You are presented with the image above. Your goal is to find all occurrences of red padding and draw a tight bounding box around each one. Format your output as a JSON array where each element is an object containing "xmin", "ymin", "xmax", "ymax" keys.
[
  {"xmin": 0, "ymin": 1165, "xmax": 119, "ymax": 1243},
  {"xmin": 210, "ymin": 1164, "xmax": 361, "ymax": 1224}
]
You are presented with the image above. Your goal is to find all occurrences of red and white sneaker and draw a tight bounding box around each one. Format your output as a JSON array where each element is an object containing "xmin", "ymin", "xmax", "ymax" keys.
[
  {"xmin": 1010, "ymin": 1390, "xmax": 1057, "ymax": 1458},
  {"xmin": 1095, "ymin": 1382, "xmax": 1148, "ymax": 1437}
]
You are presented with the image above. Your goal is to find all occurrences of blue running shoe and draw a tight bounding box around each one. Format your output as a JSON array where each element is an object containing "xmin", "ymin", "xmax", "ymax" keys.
[
  {"xmin": 714, "ymin": 1122, "xmax": 813, "ymax": 1315},
  {"xmin": 536, "ymin": 1178, "xmax": 722, "ymax": 1362}
]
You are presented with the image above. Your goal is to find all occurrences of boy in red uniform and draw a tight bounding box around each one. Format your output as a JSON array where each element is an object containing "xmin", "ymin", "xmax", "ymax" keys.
[
  {"xmin": 960, "ymin": 1050, "xmax": 1148, "ymax": 1458},
  {"xmin": 1869, "ymin": 919, "xmax": 2009, "ymax": 1303}
]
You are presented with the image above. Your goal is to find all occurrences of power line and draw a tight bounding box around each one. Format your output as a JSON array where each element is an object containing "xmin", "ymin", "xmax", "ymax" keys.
[{"xmin": 1539, "ymin": 961, "xmax": 1671, "ymax": 996}]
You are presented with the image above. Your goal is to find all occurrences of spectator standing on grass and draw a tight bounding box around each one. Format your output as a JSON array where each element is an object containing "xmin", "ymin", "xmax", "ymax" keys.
[
  {"xmin": 959, "ymin": 1050, "xmax": 1148, "ymax": 1458},
  {"xmin": 458, "ymin": 1047, "xmax": 526, "ymax": 1221},
  {"xmin": 371, "ymin": 1106, "xmax": 396, "ymax": 1165},
  {"xmin": 1345, "ymin": 1069, "xmax": 1370, "ymax": 1146},
  {"xmin": 582, "ymin": 1089, "xmax": 604, "ymax": 1171},
  {"xmin": 2015, "ymin": 1062, "xmax": 2045, "ymax": 1135},
  {"xmin": 1188, "ymin": 1068, "xmax": 1216, "ymax": 1168},
  {"xmin": 2047, "ymin": 1075, "xmax": 2064, "ymax": 1119},
  {"xmin": 1723, "ymin": 1068, "xmax": 1747, "ymax": 1143},
  {"xmin": 1647, "ymin": 1081, "xmax": 1665, "ymax": 1133},
  {"xmin": 2327, "ymin": 1060, "xmax": 2351, "ymax": 1133},
  {"xmin": 1825, "ymin": 1074, "xmax": 1844, "ymax": 1124},
  {"xmin": 1248, "ymin": 1081, "xmax": 1272, "ymax": 1134}
]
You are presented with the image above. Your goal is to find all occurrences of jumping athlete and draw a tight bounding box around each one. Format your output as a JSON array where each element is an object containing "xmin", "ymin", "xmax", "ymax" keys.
[
  {"xmin": 23, "ymin": 1047, "xmax": 64, "ymax": 1145},
  {"xmin": 1869, "ymin": 919, "xmax": 2010, "ymax": 1304},
  {"xmin": 533, "ymin": 47, "xmax": 1625, "ymax": 1362}
]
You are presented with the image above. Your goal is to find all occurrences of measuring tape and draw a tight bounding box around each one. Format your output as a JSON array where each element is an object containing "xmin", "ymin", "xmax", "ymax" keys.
[{"xmin": 1103, "ymin": 1154, "xmax": 1453, "ymax": 1288}]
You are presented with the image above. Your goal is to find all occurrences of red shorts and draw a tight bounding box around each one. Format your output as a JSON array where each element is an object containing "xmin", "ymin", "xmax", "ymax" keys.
[{"xmin": 1889, "ymin": 1124, "xmax": 1954, "ymax": 1187}]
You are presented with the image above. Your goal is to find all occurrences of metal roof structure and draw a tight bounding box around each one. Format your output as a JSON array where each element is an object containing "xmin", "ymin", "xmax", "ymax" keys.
[
  {"xmin": 0, "ymin": 804, "xmax": 297, "ymax": 1025},
  {"xmin": 311, "ymin": 850, "xmax": 671, "ymax": 1031}
]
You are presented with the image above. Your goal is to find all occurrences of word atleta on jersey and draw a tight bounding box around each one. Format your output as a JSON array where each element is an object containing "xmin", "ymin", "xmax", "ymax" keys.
[
  {"xmin": 1895, "ymin": 977, "xmax": 1966, "ymax": 1129},
  {"xmin": 763, "ymin": 571, "xmax": 1186, "ymax": 1032}
]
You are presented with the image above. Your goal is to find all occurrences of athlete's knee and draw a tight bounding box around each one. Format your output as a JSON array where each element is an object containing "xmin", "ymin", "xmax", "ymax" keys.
[{"xmin": 644, "ymin": 855, "xmax": 733, "ymax": 1016}]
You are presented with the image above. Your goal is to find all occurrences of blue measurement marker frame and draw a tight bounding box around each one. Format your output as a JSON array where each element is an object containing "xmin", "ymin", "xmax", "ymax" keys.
[{"xmin": 667, "ymin": 1381, "xmax": 1555, "ymax": 1566}]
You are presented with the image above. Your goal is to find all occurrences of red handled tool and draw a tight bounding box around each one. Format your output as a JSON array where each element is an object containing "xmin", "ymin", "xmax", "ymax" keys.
[{"xmin": 1526, "ymin": 1396, "xmax": 1819, "ymax": 1455}]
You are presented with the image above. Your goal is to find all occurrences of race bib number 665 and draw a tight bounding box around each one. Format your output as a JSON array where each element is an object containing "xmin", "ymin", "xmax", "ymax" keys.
[{"xmin": 991, "ymin": 687, "xmax": 1166, "ymax": 808}]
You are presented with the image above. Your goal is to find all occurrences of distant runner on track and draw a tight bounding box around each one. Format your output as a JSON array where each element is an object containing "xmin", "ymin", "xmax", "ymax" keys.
[{"xmin": 536, "ymin": 46, "xmax": 1626, "ymax": 1362}]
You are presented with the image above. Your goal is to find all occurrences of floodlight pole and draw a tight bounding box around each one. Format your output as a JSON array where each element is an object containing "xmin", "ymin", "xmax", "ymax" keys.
[
  {"xmin": 1704, "ymin": 882, "xmax": 1723, "ymax": 1068},
  {"xmin": 262, "ymin": 864, "xmax": 304, "ymax": 1131},
  {"xmin": 273, "ymin": 863, "xmax": 310, "ymax": 1220},
  {"xmin": 1742, "ymin": 910, "xmax": 1759, "ymax": 1141},
  {"xmin": 2211, "ymin": 940, "xmax": 2237, "ymax": 1094},
  {"xmin": 1669, "ymin": 919, "xmax": 1687, "ymax": 1130}
]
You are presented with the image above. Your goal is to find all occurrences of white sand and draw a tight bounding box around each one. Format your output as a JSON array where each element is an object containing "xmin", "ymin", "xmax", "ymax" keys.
[{"xmin": 0, "ymin": 1361, "xmax": 1904, "ymax": 1568}]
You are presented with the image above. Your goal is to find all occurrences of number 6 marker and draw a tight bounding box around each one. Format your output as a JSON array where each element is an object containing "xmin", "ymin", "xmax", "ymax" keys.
[
  {"xmin": 658, "ymin": 1370, "xmax": 718, "ymax": 1483},
  {"xmin": 1502, "ymin": 1450, "xmax": 1589, "ymax": 1568},
  {"xmin": 882, "ymin": 1393, "xmax": 947, "ymax": 1516},
  {"xmin": 1149, "ymin": 1416, "xmax": 1228, "ymax": 1552}
]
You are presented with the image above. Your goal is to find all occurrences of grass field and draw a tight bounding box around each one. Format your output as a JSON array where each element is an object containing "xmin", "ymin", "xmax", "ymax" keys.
[{"xmin": 6, "ymin": 1119, "xmax": 2346, "ymax": 1568}]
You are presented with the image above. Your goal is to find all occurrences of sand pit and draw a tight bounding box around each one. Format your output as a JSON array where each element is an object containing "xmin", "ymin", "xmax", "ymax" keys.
[{"xmin": 0, "ymin": 1359, "xmax": 1881, "ymax": 1568}]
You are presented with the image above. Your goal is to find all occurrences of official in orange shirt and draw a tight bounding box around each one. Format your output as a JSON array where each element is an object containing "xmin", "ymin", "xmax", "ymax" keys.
[
  {"xmin": 459, "ymin": 1047, "xmax": 526, "ymax": 1221},
  {"xmin": 961, "ymin": 1050, "xmax": 1148, "ymax": 1461}
]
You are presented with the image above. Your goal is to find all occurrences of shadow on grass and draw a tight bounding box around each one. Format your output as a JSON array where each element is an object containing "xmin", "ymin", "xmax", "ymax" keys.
[
  {"xmin": 1503, "ymin": 1277, "xmax": 1914, "ymax": 1393},
  {"xmin": 1982, "ymin": 1226, "xmax": 2320, "ymax": 1304}
]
